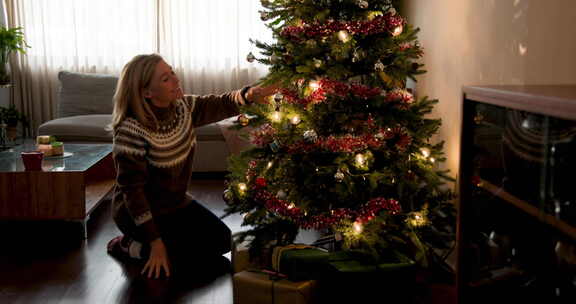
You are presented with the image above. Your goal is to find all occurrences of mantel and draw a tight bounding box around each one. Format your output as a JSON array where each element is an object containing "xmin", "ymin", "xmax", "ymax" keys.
[{"xmin": 463, "ymin": 85, "xmax": 576, "ymax": 121}]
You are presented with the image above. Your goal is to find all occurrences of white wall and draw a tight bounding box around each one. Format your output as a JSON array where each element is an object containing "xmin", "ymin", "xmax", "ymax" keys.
[{"xmin": 402, "ymin": 0, "xmax": 576, "ymax": 188}]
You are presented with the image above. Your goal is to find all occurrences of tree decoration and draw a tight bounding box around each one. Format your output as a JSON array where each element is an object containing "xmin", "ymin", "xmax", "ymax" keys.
[
  {"xmin": 334, "ymin": 170, "xmax": 345, "ymax": 182},
  {"xmin": 273, "ymin": 92, "xmax": 284, "ymax": 103},
  {"xmin": 374, "ymin": 59, "xmax": 385, "ymax": 72},
  {"xmin": 260, "ymin": 11, "xmax": 270, "ymax": 21},
  {"xmin": 337, "ymin": 30, "xmax": 351, "ymax": 43},
  {"xmin": 303, "ymin": 129, "xmax": 318, "ymax": 143},
  {"xmin": 391, "ymin": 24, "xmax": 404, "ymax": 37},
  {"xmin": 290, "ymin": 115, "xmax": 302, "ymax": 125},
  {"xmin": 246, "ymin": 52, "xmax": 256, "ymax": 62},
  {"xmin": 237, "ymin": 114, "xmax": 250, "ymax": 126},
  {"xmin": 357, "ymin": 0, "xmax": 369, "ymax": 9}
]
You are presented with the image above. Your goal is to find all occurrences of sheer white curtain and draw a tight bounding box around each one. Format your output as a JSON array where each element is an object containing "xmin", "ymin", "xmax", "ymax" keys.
[
  {"xmin": 160, "ymin": 0, "xmax": 270, "ymax": 94},
  {"xmin": 4, "ymin": 0, "xmax": 270, "ymax": 131}
]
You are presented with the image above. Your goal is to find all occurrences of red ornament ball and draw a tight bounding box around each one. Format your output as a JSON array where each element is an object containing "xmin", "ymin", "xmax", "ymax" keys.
[{"xmin": 255, "ymin": 177, "xmax": 267, "ymax": 188}]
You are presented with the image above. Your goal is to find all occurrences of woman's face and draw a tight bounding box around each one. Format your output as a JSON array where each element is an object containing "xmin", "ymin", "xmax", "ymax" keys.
[{"xmin": 144, "ymin": 60, "xmax": 183, "ymax": 107}]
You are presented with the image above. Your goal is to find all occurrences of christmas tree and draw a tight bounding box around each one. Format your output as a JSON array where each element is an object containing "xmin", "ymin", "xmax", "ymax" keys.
[{"xmin": 223, "ymin": 0, "xmax": 455, "ymax": 269}]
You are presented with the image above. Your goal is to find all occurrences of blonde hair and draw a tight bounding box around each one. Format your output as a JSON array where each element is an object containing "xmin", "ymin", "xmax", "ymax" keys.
[{"xmin": 110, "ymin": 54, "xmax": 164, "ymax": 131}]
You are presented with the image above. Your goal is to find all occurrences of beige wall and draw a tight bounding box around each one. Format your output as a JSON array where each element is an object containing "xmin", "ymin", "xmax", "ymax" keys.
[{"xmin": 402, "ymin": 0, "xmax": 576, "ymax": 187}]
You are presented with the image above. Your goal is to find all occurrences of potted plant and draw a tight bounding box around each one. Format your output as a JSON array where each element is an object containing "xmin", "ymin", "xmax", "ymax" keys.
[
  {"xmin": 0, "ymin": 26, "xmax": 30, "ymax": 86},
  {"xmin": 0, "ymin": 105, "xmax": 28, "ymax": 140}
]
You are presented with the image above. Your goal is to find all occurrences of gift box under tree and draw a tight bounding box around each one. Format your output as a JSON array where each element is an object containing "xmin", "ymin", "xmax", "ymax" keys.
[{"xmin": 233, "ymin": 270, "xmax": 318, "ymax": 304}]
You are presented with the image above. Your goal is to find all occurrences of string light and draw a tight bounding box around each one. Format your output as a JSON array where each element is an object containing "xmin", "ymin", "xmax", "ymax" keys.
[
  {"xmin": 407, "ymin": 211, "xmax": 428, "ymax": 227},
  {"xmin": 267, "ymin": 161, "xmax": 273, "ymax": 169},
  {"xmin": 288, "ymin": 203, "xmax": 296, "ymax": 210},
  {"xmin": 337, "ymin": 30, "xmax": 351, "ymax": 43},
  {"xmin": 290, "ymin": 115, "xmax": 301, "ymax": 125},
  {"xmin": 367, "ymin": 11, "xmax": 383, "ymax": 20},
  {"xmin": 309, "ymin": 80, "xmax": 320, "ymax": 91},
  {"xmin": 270, "ymin": 111, "xmax": 282, "ymax": 122},
  {"xmin": 392, "ymin": 25, "xmax": 403, "ymax": 37},
  {"xmin": 430, "ymin": 157, "xmax": 435, "ymax": 163},
  {"xmin": 353, "ymin": 221, "xmax": 364, "ymax": 234},
  {"xmin": 420, "ymin": 147, "xmax": 431, "ymax": 158},
  {"xmin": 355, "ymin": 153, "xmax": 366, "ymax": 166},
  {"xmin": 238, "ymin": 183, "xmax": 247, "ymax": 193}
]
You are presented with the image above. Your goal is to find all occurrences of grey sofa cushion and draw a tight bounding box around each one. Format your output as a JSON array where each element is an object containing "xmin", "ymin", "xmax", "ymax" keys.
[
  {"xmin": 37, "ymin": 113, "xmax": 225, "ymax": 142},
  {"xmin": 58, "ymin": 71, "xmax": 118, "ymax": 118},
  {"xmin": 38, "ymin": 114, "xmax": 113, "ymax": 142}
]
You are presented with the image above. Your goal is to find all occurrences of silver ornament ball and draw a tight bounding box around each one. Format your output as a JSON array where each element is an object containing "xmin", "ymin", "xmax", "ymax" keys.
[
  {"xmin": 303, "ymin": 130, "xmax": 318, "ymax": 143},
  {"xmin": 357, "ymin": 0, "xmax": 369, "ymax": 9},
  {"xmin": 334, "ymin": 171, "xmax": 345, "ymax": 182},
  {"xmin": 246, "ymin": 52, "xmax": 256, "ymax": 63}
]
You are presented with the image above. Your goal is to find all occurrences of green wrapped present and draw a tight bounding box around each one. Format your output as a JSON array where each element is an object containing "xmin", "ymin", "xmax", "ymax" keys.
[
  {"xmin": 320, "ymin": 251, "xmax": 418, "ymax": 303},
  {"xmin": 272, "ymin": 244, "xmax": 330, "ymax": 282},
  {"xmin": 328, "ymin": 250, "xmax": 415, "ymax": 273}
]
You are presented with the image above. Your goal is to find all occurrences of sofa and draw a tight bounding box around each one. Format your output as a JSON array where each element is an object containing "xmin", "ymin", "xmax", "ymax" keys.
[{"xmin": 38, "ymin": 71, "xmax": 243, "ymax": 172}]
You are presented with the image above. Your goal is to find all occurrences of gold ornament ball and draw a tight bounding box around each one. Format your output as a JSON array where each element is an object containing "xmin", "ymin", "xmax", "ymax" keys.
[{"xmin": 237, "ymin": 114, "xmax": 250, "ymax": 126}]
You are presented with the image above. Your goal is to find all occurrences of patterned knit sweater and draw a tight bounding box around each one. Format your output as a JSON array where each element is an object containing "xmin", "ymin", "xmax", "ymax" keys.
[{"xmin": 112, "ymin": 89, "xmax": 248, "ymax": 242}]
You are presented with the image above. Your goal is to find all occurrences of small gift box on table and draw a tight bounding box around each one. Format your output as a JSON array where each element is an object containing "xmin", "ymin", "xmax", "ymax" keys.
[{"xmin": 233, "ymin": 270, "xmax": 318, "ymax": 304}]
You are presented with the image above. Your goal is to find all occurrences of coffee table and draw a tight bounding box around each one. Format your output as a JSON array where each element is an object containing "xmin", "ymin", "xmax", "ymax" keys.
[{"xmin": 0, "ymin": 141, "xmax": 115, "ymax": 238}]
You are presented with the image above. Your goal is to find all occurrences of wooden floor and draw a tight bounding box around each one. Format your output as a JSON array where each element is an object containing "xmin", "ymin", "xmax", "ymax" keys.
[
  {"xmin": 0, "ymin": 179, "xmax": 243, "ymax": 304},
  {"xmin": 0, "ymin": 178, "xmax": 456, "ymax": 304}
]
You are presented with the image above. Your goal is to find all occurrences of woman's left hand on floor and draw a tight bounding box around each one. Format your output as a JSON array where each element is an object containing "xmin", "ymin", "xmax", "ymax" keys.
[{"xmin": 142, "ymin": 238, "xmax": 171, "ymax": 279}]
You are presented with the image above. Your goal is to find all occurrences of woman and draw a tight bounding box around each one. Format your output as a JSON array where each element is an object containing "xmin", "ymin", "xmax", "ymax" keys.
[{"xmin": 107, "ymin": 54, "xmax": 272, "ymax": 279}]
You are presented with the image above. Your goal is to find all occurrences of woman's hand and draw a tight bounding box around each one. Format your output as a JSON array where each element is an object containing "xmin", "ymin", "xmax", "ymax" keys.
[
  {"xmin": 142, "ymin": 238, "xmax": 171, "ymax": 279},
  {"xmin": 247, "ymin": 84, "xmax": 279, "ymax": 104}
]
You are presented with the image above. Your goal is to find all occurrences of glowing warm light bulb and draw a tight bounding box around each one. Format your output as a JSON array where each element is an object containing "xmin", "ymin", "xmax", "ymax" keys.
[
  {"xmin": 291, "ymin": 115, "xmax": 301, "ymax": 125},
  {"xmin": 238, "ymin": 183, "xmax": 247, "ymax": 193},
  {"xmin": 353, "ymin": 221, "xmax": 364, "ymax": 234},
  {"xmin": 420, "ymin": 147, "xmax": 431, "ymax": 158},
  {"xmin": 430, "ymin": 157, "xmax": 435, "ymax": 163},
  {"xmin": 337, "ymin": 30, "xmax": 351, "ymax": 43},
  {"xmin": 392, "ymin": 25, "xmax": 403, "ymax": 37},
  {"xmin": 271, "ymin": 111, "xmax": 282, "ymax": 122},
  {"xmin": 407, "ymin": 211, "xmax": 428, "ymax": 227},
  {"xmin": 309, "ymin": 80, "xmax": 320, "ymax": 91},
  {"xmin": 355, "ymin": 153, "xmax": 365, "ymax": 166},
  {"xmin": 287, "ymin": 203, "xmax": 296, "ymax": 209},
  {"xmin": 267, "ymin": 161, "xmax": 273, "ymax": 169}
]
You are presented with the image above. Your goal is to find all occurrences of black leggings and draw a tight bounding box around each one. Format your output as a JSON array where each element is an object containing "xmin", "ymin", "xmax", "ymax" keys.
[{"xmin": 114, "ymin": 199, "xmax": 231, "ymax": 265}]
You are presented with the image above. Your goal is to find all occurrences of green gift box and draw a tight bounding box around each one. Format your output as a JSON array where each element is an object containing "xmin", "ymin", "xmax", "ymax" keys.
[
  {"xmin": 272, "ymin": 244, "xmax": 330, "ymax": 282},
  {"xmin": 328, "ymin": 250, "xmax": 415, "ymax": 273}
]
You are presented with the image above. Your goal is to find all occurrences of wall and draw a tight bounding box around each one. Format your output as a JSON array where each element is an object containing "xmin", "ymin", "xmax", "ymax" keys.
[{"xmin": 402, "ymin": 0, "xmax": 576, "ymax": 188}]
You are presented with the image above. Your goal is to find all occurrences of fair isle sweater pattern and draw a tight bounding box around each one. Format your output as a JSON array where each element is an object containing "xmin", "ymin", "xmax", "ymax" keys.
[{"xmin": 113, "ymin": 98, "xmax": 196, "ymax": 169}]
